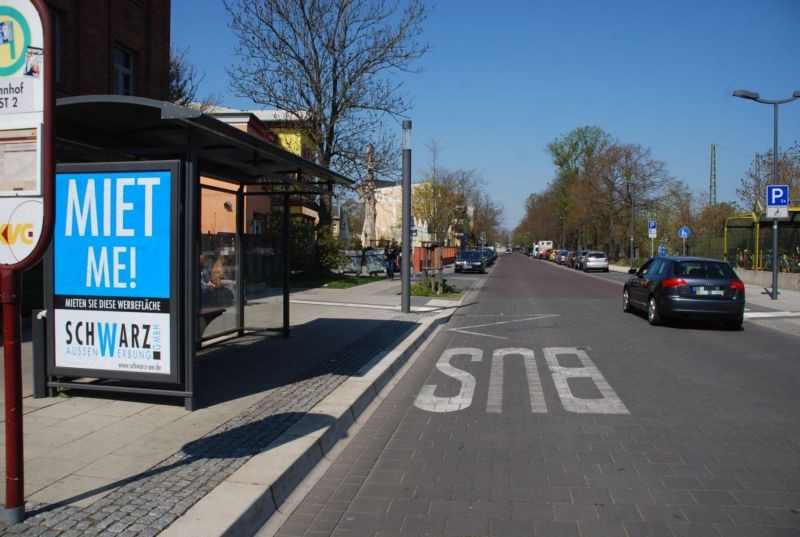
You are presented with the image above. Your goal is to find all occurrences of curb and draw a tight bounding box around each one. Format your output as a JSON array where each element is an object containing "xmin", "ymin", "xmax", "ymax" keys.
[{"xmin": 160, "ymin": 308, "xmax": 454, "ymax": 537}]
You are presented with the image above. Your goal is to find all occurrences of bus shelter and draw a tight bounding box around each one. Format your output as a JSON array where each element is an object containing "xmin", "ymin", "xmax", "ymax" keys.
[
  {"xmin": 724, "ymin": 201, "xmax": 800, "ymax": 271},
  {"xmin": 37, "ymin": 95, "xmax": 352, "ymax": 410}
]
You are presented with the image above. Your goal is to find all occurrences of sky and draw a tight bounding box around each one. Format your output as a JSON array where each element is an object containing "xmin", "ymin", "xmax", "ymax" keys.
[{"xmin": 171, "ymin": 0, "xmax": 800, "ymax": 229}]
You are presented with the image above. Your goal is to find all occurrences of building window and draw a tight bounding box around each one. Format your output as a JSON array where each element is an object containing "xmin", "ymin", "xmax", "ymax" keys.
[{"xmin": 113, "ymin": 46, "xmax": 134, "ymax": 95}]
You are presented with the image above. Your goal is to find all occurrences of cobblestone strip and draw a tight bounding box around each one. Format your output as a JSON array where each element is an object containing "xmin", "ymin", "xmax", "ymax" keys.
[{"xmin": 1, "ymin": 315, "xmax": 422, "ymax": 537}]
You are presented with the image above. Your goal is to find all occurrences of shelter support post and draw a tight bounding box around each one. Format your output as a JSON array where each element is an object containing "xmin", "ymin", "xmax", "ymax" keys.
[
  {"xmin": 237, "ymin": 185, "xmax": 245, "ymax": 336},
  {"xmin": 185, "ymin": 150, "xmax": 199, "ymax": 411},
  {"xmin": 283, "ymin": 192, "xmax": 290, "ymax": 338}
]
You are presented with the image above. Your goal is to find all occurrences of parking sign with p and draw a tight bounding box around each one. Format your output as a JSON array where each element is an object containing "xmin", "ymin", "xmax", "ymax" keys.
[
  {"xmin": 767, "ymin": 185, "xmax": 789, "ymax": 207},
  {"xmin": 766, "ymin": 185, "xmax": 789, "ymax": 219}
]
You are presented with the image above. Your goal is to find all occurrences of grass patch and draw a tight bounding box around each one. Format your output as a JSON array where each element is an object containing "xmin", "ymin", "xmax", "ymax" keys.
[
  {"xmin": 279, "ymin": 271, "xmax": 385, "ymax": 289},
  {"xmin": 411, "ymin": 279, "xmax": 462, "ymax": 298}
]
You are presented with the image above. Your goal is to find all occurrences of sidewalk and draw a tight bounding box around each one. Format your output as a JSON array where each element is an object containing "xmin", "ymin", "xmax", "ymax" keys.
[{"xmin": 0, "ymin": 276, "xmax": 465, "ymax": 536}]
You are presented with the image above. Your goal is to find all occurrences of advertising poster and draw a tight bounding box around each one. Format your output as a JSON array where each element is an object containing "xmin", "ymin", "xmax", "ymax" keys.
[{"xmin": 52, "ymin": 162, "xmax": 178, "ymax": 381}]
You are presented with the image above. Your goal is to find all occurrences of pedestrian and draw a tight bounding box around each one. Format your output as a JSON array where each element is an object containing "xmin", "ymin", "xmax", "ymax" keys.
[{"xmin": 384, "ymin": 240, "xmax": 398, "ymax": 280}]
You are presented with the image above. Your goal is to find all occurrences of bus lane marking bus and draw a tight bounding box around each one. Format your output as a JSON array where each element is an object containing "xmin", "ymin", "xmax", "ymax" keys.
[{"xmin": 414, "ymin": 346, "xmax": 628, "ymax": 415}]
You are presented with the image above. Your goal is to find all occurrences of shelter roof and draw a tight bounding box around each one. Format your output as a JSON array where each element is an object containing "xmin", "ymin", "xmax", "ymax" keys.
[{"xmin": 55, "ymin": 95, "xmax": 351, "ymax": 193}]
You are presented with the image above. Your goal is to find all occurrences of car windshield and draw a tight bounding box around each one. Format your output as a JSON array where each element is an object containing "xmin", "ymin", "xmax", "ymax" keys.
[
  {"xmin": 458, "ymin": 251, "xmax": 481, "ymax": 261},
  {"xmin": 587, "ymin": 252, "xmax": 606, "ymax": 258},
  {"xmin": 674, "ymin": 261, "xmax": 735, "ymax": 278}
]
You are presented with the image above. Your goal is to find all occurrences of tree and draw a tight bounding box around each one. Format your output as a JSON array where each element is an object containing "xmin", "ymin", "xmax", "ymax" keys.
[
  {"xmin": 737, "ymin": 142, "xmax": 800, "ymax": 209},
  {"xmin": 224, "ymin": 0, "xmax": 430, "ymax": 223},
  {"xmin": 167, "ymin": 47, "xmax": 220, "ymax": 111}
]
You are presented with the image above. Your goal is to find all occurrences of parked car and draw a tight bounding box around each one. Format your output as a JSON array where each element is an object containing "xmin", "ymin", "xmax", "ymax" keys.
[
  {"xmin": 554, "ymin": 249, "xmax": 568, "ymax": 264},
  {"xmin": 583, "ymin": 251, "xmax": 609, "ymax": 272},
  {"xmin": 623, "ymin": 256, "xmax": 745, "ymax": 329},
  {"xmin": 565, "ymin": 251, "xmax": 578, "ymax": 268},
  {"xmin": 455, "ymin": 250, "xmax": 486, "ymax": 273},
  {"xmin": 481, "ymin": 247, "xmax": 497, "ymax": 265},
  {"xmin": 575, "ymin": 250, "xmax": 588, "ymax": 270}
]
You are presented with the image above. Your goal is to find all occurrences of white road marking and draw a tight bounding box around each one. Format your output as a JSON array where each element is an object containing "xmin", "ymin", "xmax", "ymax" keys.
[
  {"xmin": 415, "ymin": 346, "xmax": 628, "ymax": 415},
  {"xmin": 544, "ymin": 347, "xmax": 629, "ymax": 415},
  {"xmin": 744, "ymin": 311, "xmax": 800, "ymax": 319},
  {"xmin": 414, "ymin": 347, "xmax": 483, "ymax": 412},
  {"xmin": 487, "ymin": 348, "xmax": 546, "ymax": 413},
  {"xmin": 448, "ymin": 314, "xmax": 559, "ymax": 339}
]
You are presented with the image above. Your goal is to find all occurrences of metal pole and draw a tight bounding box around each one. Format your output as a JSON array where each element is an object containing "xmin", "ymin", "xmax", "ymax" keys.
[
  {"xmin": 771, "ymin": 103, "xmax": 779, "ymax": 300},
  {"xmin": 282, "ymin": 192, "xmax": 290, "ymax": 336},
  {"xmin": 2, "ymin": 268, "xmax": 24, "ymax": 524},
  {"xmin": 401, "ymin": 120, "xmax": 412, "ymax": 313},
  {"xmin": 628, "ymin": 182, "xmax": 634, "ymax": 265}
]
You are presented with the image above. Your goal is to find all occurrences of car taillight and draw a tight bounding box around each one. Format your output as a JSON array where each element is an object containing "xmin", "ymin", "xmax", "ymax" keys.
[
  {"xmin": 662, "ymin": 278, "xmax": 687, "ymax": 288},
  {"xmin": 729, "ymin": 281, "xmax": 745, "ymax": 291}
]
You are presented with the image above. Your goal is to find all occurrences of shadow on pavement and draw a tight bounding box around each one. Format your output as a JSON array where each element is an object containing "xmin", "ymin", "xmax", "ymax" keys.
[{"xmin": 25, "ymin": 411, "xmax": 332, "ymax": 518}]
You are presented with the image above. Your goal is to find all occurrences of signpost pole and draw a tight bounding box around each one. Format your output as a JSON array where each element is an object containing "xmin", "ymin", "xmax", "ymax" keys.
[
  {"xmin": 1, "ymin": 268, "xmax": 23, "ymax": 524},
  {"xmin": 0, "ymin": 0, "xmax": 53, "ymax": 523},
  {"xmin": 772, "ymin": 217, "xmax": 778, "ymax": 300},
  {"xmin": 771, "ymin": 104, "xmax": 779, "ymax": 300}
]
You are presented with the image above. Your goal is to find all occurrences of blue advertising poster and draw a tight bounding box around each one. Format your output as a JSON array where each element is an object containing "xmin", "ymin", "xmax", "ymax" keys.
[{"xmin": 51, "ymin": 163, "xmax": 177, "ymax": 380}]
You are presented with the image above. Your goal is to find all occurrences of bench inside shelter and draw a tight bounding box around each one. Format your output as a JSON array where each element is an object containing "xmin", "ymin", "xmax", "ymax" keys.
[{"xmin": 197, "ymin": 307, "xmax": 226, "ymax": 340}]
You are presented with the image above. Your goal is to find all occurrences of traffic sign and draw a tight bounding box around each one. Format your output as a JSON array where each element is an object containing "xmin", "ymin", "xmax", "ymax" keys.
[
  {"xmin": 648, "ymin": 220, "xmax": 657, "ymax": 239},
  {"xmin": 766, "ymin": 185, "xmax": 789, "ymax": 207},
  {"xmin": 767, "ymin": 206, "xmax": 789, "ymax": 219},
  {"xmin": 678, "ymin": 226, "xmax": 690, "ymax": 239},
  {"xmin": 658, "ymin": 244, "xmax": 667, "ymax": 256}
]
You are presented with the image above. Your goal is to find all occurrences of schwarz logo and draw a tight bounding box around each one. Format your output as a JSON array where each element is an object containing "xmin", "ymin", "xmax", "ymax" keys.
[
  {"xmin": 0, "ymin": 222, "xmax": 34, "ymax": 245},
  {"xmin": 64, "ymin": 320, "xmax": 160, "ymax": 359}
]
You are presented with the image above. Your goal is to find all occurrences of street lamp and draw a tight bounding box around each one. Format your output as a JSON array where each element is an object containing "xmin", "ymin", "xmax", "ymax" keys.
[
  {"xmin": 625, "ymin": 176, "xmax": 634, "ymax": 267},
  {"xmin": 401, "ymin": 120, "xmax": 411, "ymax": 312},
  {"xmin": 733, "ymin": 89, "xmax": 800, "ymax": 300}
]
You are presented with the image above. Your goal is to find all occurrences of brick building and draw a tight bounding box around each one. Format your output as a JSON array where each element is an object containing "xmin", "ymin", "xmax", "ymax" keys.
[{"xmin": 45, "ymin": 0, "xmax": 170, "ymax": 99}]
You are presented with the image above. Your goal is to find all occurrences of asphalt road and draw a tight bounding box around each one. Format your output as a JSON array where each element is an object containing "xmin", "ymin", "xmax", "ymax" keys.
[{"xmin": 265, "ymin": 253, "xmax": 800, "ymax": 537}]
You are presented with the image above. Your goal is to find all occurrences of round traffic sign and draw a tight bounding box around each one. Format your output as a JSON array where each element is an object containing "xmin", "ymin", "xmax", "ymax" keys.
[{"xmin": 678, "ymin": 226, "xmax": 690, "ymax": 239}]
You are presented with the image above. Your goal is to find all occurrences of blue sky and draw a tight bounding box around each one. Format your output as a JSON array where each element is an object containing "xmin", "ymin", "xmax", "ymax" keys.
[{"xmin": 171, "ymin": 0, "xmax": 800, "ymax": 229}]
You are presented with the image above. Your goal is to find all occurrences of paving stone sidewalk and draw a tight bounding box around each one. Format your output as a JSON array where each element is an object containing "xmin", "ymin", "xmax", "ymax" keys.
[{"xmin": 0, "ymin": 311, "xmax": 425, "ymax": 536}]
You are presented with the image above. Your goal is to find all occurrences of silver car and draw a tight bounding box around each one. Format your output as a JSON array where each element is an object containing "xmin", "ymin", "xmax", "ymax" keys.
[{"xmin": 583, "ymin": 251, "xmax": 609, "ymax": 272}]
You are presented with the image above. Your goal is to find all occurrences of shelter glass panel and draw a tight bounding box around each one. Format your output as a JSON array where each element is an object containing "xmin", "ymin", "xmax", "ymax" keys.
[{"xmin": 200, "ymin": 182, "xmax": 240, "ymax": 338}]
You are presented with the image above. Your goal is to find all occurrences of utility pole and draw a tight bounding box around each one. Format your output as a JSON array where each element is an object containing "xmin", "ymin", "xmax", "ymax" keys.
[{"xmin": 709, "ymin": 143, "xmax": 717, "ymax": 205}]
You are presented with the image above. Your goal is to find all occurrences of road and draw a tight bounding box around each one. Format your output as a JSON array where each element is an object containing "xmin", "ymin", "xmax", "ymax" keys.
[{"xmin": 264, "ymin": 253, "xmax": 800, "ymax": 537}]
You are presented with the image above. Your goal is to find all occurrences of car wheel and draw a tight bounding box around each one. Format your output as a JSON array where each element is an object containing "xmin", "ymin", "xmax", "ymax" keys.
[
  {"xmin": 647, "ymin": 296, "xmax": 662, "ymax": 325},
  {"xmin": 623, "ymin": 288, "xmax": 632, "ymax": 313},
  {"xmin": 603, "ymin": 268, "xmax": 609, "ymax": 272},
  {"xmin": 723, "ymin": 316, "xmax": 743, "ymax": 330}
]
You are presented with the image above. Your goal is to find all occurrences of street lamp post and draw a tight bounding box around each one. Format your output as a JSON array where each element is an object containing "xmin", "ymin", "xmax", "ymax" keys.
[
  {"xmin": 733, "ymin": 89, "xmax": 800, "ymax": 300},
  {"xmin": 626, "ymin": 178, "xmax": 634, "ymax": 267},
  {"xmin": 401, "ymin": 120, "xmax": 411, "ymax": 313}
]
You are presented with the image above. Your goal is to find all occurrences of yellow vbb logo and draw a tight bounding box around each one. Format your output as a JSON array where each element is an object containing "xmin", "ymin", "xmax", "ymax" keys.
[
  {"xmin": 0, "ymin": 222, "xmax": 35, "ymax": 245},
  {"xmin": 0, "ymin": 6, "xmax": 31, "ymax": 77}
]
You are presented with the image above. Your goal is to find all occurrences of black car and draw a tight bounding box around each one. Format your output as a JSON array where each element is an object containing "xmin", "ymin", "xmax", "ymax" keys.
[
  {"xmin": 623, "ymin": 256, "xmax": 745, "ymax": 329},
  {"xmin": 481, "ymin": 247, "xmax": 496, "ymax": 266},
  {"xmin": 455, "ymin": 250, "xmax": 486, "ymax": 273}
]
